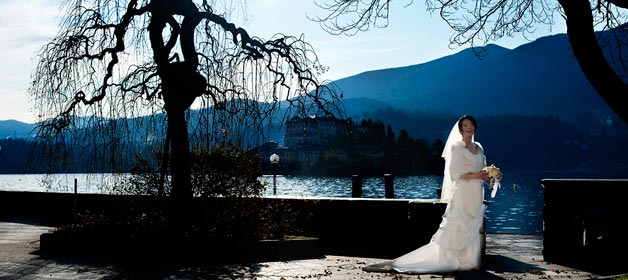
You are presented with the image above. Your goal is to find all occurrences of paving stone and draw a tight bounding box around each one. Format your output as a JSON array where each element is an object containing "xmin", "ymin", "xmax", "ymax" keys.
[{"xmin": 0, "ymin": 221, "xmax": 623, "ymax": 279}]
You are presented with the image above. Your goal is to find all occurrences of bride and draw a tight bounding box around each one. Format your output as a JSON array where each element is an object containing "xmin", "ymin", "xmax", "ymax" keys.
[{"xmin": 364, "ymin": 114, "xmax": 490, "ymax": 274}]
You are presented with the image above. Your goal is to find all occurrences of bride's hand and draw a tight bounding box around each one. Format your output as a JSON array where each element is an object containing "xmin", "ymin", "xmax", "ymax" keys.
[{"xmin": 479, "ymin": 170, "xmax": 490, "ymax": 183}]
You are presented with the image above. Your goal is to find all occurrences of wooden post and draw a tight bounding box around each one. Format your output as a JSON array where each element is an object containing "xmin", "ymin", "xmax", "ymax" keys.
[
  {"xmin": 351, "ymin": 175, "xmax": 362, "ymax": 198},
  {"xmin": 384, "ymin": 174, "xmax": 394, "ymax": 198},
  {"xmin": 73, "ymin": 178, "xmax": 78, "ymax": 223}
]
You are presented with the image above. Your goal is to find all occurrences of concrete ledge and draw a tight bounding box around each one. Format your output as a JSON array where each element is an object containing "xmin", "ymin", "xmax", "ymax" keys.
[
  {"xmin": 40, "ymin": 232, "xmax": 324, "ymax": 264},
  {"xmin": 542, "ymin": 178, "xmax": 628, "ymax": 271},
  {"xmin": 0, "ymin": 191, "xmax": 446, "ymax": 258}
]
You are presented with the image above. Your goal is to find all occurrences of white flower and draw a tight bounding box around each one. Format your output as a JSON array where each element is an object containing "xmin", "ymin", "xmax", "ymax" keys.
[
  {"xmin": 483, "ymin": 164, "xmax": 503, "ymax": 180},
  {"xmin": 483, "ymin": 164, "xmax": 503, "ymax": 198}
]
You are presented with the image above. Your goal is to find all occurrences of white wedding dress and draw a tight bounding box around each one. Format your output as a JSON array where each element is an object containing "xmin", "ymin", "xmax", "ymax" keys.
[{"xmin": 365, "ymin": 139, "xmax": 487, "ymax": 274}]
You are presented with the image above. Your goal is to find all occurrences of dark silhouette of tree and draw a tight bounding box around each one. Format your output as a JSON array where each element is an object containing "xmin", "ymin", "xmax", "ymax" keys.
[
  {"xmin": 395, "ymin": 129, "xmax": 414, "ymax": 173},
  {"xmin": 383, "ymin": 124, "xmax": 396, "ymax": 173},
  {"xmin": 312, "ymin": 0, "xmax": 628, "ymax": 125},
  {"xmin": 29, "ymin": 0, "xmax": 342, "ymax": 230}
]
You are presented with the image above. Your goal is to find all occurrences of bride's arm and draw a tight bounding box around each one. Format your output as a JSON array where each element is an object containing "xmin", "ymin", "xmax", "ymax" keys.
[
  {"xmin": 463, "ymin": 171, "xmax": 489, "ymax": 181},
  {"xmin": 449, "ymin": 144, "xmax": 466, "ymax": 181}
]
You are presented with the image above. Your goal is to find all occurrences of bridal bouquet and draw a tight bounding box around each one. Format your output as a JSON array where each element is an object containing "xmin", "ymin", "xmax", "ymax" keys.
[{"xmin": 483, "ymin": 164, "xmax": 503, "ymax": 198}]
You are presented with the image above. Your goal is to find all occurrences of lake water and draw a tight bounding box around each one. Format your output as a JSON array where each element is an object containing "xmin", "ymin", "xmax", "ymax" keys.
[
  {"xmin": 259, "ymin": 173, "xmax": 544, "ymax": 235},
  {"xmin": 0, "ymin": 170, "xmax": 617, "ymax": 235}
]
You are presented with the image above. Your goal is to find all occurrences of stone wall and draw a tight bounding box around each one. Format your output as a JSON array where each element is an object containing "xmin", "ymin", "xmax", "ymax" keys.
[
  {"xmin": 542, "ymin": 179, "xmax": 628, "ymax": 271},
  {"xmin": 0, "ymin": 191, "xmax": 447, "ymax": 258}
]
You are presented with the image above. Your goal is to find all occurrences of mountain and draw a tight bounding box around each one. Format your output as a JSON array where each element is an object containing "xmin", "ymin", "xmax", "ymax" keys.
[
  {"xmin": 2, "ymin": 29, "xmax": 620, "ymax": 134},
  {"xmin": 340, "ymin": 97, "xmax": 392, "ymax": 115},
  {"xmin": 0, "ymin": 120, "xmax": 36, "ymax": 139},
  {"xmin": 2, "ymin": 27, "xmax": 628, "ymax": 173},
  {"xmin": 334, "ymin": 35, "xmax": 616, "ymax": 123}
]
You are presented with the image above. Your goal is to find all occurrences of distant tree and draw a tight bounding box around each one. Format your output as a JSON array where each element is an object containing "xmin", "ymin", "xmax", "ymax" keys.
[
  {"xmin": 359, "ymin": 119, "xmax": 386, "ymax": 145},
  {"xmin": 386, "ymin": 124, "xmax": 396, "ymax": 144},
  {"xmin": 395, "ymin": 129, "xmax": 412, "ymax": 173},
  {"xmin": 431, "ymin": 139, "xmax": 445, "ymax": 157},
  {"xmin": 313, "ymin": 0, "xmax": 628, "ymax": 125},
  {"xmin": 383, "ymin": 124, "xmax": 396, "ymax": 173},
  {"xmin": 29, "ymin": 0, "xmax": 342, "ymax": 232}
]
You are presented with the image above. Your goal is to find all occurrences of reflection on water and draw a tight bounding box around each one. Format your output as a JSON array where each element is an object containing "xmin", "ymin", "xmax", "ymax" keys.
[
  {"xmin": 259, "ymin": 171, "xmax": 561, "ymax": 235},
  {"xmin": 259, "ymin": 175, "xmax": 443, "ymax": 199},
  {"xmin": 0, "ymin": 173, "xmax": 114, "ymax": 193},
  {"xmin": 485, "ymin": 172, "xmax": 544, "ymax": 235}
]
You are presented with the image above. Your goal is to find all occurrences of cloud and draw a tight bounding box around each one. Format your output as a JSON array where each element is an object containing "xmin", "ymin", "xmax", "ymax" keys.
[
  {"xmin": 0, "ymin": 0, "xmax": 60, "ymax": 54},
  {"xmin": 0, "ymin": 0, "xmax": 61, "ymax": 123}
]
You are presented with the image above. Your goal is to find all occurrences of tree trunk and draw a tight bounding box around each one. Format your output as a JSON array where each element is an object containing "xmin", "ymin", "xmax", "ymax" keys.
[
  {"xmin": 167, "ymin": 109, "xmax": 192, "ymax": 236},
  {"xmin": 558, "ymin": 0, "xmax": 628, "ymax": 125},
  {"xmin": 147, "ymin": 0, "xmax": 204, "ymax": 238},
  {"xmin": 168, "ymin": 109, "xmax": 192, "ymax": 198}
]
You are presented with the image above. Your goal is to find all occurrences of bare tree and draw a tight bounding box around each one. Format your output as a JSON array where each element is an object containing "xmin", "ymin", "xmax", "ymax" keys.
[
  {"xmin": 29, "ymin": 0, "xmax": 342, "ymax": 212},
  {"xmin": 312, "ymin": 0, "xmax": 628, "ymax": 125}
]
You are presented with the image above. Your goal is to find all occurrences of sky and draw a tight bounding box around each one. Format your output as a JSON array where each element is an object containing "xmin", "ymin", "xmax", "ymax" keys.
[{"xmin": 0, "ymin": 0, "xmax": 565, "ymax": 124}]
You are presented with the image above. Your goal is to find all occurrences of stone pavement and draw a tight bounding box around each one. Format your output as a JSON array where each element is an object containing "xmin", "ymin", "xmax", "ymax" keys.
[{"xmin": 0, "ymin": 220, "xmax": 625, "ymax": 280}]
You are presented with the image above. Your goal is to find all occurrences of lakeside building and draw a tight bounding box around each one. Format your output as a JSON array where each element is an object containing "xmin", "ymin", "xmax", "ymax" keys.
[
  {"xmin": 254, "ymin": 116, "xmax": 386, "ymax": 175},
  {"xmin": 284, "ymin": 116, "xmax": 346, "ymax": 166}
]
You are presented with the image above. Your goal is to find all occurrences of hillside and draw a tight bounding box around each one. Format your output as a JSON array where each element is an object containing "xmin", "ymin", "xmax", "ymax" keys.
[
  {"xmin": 334, "ymin": 35, "xmax": 615, "ymax": 124},
  {"xmin": 4, "ymin": 28, "xmax": 622, "ymax": 130},
  {"xmin": 2, "ymin": 28, "xmax": 628, "ymax": 174},
  {"xmin": 0, "ymin": 120, "xmax": 35, "ymax": 139}
]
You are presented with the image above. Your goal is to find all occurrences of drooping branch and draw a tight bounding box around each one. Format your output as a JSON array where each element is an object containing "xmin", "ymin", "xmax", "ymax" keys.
[
  {"xmin": 199, "ymin": 11, "xmax": 324, "ymax": 93},
  {"xmin": 425, "ymin": 0, "xmax": 558, "ymax": 49},
  {"xmin": 310, "ymin": 0, "xmax": 393, "ymax": 35},
  {"xmin": 30, "ymin": 0, "xmax": 344, "ymax": 180},
  {"xmin": 73, "ymin": 1, "xmax": 149, "ymax": 104},
  {"xmin": 35, "ymin": 0, "xmax": 151, "ymax": 132},
  {"xmin": 606, "ymin": 0, "xmax": 628, "ymax": 9}
]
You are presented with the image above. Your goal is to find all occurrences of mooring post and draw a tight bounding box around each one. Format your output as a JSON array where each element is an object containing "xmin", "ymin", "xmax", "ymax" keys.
[
  {"xmin": 73, "ymin": 178, "xmax": 78, "ymax": 223},
  {"xmin": 352, "ymin": 174, "xmax": 362, "ymax": 198},
  {"xmin": 384, "ymin": 174, "xmax": 394, "ymax": 198}
]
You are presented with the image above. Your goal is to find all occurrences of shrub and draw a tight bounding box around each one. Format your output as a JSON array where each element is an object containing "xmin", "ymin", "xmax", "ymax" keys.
[{"xmin": 66, "ymin": 143, "xmax": 294, "ymax": 243}]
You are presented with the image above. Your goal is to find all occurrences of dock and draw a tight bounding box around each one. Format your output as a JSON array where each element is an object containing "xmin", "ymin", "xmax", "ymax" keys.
[{"xmin": 0, "ymin": 220, "xmax": 623, "ymax": 280}]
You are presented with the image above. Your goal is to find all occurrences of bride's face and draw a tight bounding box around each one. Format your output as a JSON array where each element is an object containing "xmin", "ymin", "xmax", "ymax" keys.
[{"xmin": 459, "ymin": 119, "xmax": 476, "ymax": 138}]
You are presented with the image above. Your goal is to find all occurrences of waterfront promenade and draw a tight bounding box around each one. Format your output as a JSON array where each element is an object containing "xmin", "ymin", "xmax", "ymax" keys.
[{"xmin": 0, "ymin": 220, "xmax": 623, "ymax": 280}]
